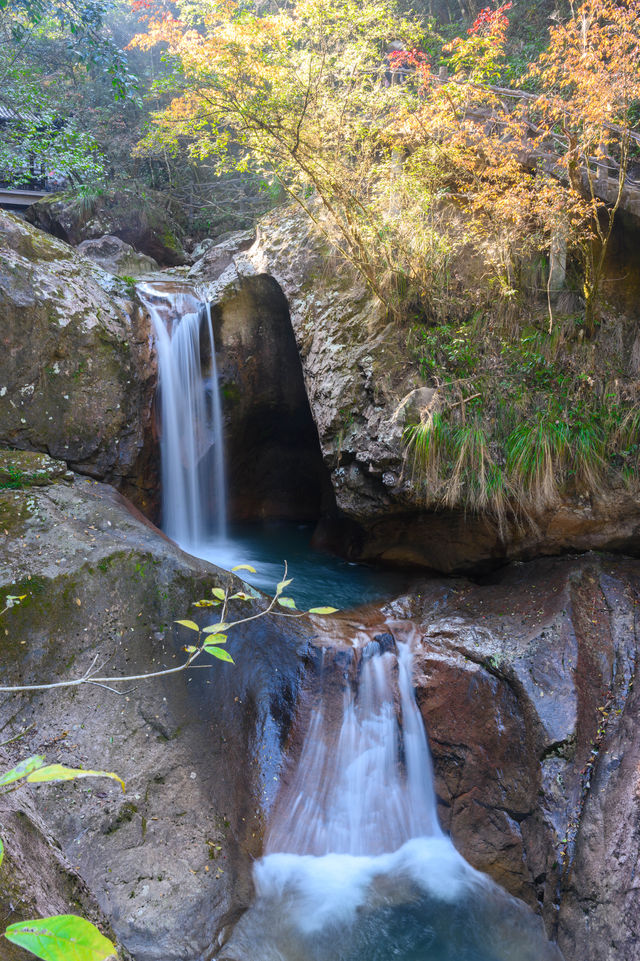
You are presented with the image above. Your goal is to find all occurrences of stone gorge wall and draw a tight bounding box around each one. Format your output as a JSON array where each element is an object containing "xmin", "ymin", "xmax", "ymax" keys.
[
  {"xmin": 409, "ymin": 554, "xmax": 640, "ymax": 960},
  {"xmin": 194, "ymin": 206, "xmax": 640, "ymax": 573},
  {"xmin": 0, "ymin": 211, "xmax": 158, "ymax": 514}
]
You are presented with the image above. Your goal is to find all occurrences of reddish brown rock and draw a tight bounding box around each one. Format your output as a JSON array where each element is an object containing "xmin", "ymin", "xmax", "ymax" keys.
[{"xmin": 410, "ymin": 553, "xmax": 640, "ymax": 959}]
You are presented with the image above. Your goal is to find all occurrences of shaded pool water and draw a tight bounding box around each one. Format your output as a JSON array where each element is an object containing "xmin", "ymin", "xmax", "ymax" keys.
[{"xmin": 189, "ymin": 520, "xmax": 411, "ymax": 610}]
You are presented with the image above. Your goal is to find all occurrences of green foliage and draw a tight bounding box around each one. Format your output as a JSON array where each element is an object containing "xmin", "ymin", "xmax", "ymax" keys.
[
  {"xmin": 405, "ymin": 308, "xmax": 637, "ymax": 518},
  {"xmin": 4, "ymin": 915, "xmax": 116, "ymax": 961},
  {"xmin": 0, "ymin": 0, "xmax": 137, "ymax": 100},
  {"xmin": 176, "ymin": 564, "xmax": 338, "ymax": 670},
  {"xmin": 0, "ymin": 464, "xmax": 27, "ymax": 490},
  {"xmin": 0, "ymin": 756, "xmax": 124, "ymax": 793}
]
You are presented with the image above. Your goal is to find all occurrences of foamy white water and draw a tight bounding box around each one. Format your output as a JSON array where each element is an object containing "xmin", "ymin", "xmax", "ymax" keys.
[
  {"xmin": 266, "ymin": 640, "xmax": 440, "ymax": 856},
  {"xmin": 220, "ymin": 631, "xmax": 564, "ymax": 961},
  {"xmin": 138, "ymin": 283, "xmax": 226, "ymax": 546}
]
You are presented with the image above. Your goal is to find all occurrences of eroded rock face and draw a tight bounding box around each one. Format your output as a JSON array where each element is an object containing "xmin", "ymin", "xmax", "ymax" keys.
[
  {"xmin": 208, "ymin": 274, "xmax": 335, "ymax": 522},
  {"xmin": 0, "ymin": 212, "xmax": 157, "ymax": 512},
  {"xmin": 0, "ymin": 474, "xmax": 314, "ymax": 961},
  {"xmin": 408, "ymin": 553, "xmax": 640, "ymax": 960},
  {"xmin": 25, "ymin": 187, "xmax": 188, "ymax": 267},
  {"xmin": 0, "ymin": 786, "xmax": 123, "ymax": 961},
  {"xmin": 189, "ymin": 206, "xmax": 640, "ymax": 573}
]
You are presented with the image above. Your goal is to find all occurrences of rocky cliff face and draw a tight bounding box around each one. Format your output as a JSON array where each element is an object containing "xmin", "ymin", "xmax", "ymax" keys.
[
  {"xmin": 2, "ymin": 452, "xmax": 640, "ymax": 960},
  {"xmin": 0, "ymin": 455, "xmax": 314, "ymax": 961},
  {"xmin": 190, "ymin": 206, "xmax": 640, "ymax": 573},
  {"xmin": 0, "ymin": 212, "xmax": 158, "ymax": 513},
  {"xmin": 409, "ymin": 553, "xmax": 640, "ymax": 960}
]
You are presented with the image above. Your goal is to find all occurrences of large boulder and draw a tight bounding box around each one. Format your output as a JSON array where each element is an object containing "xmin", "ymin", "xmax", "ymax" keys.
[
  {"xmin": 77, "ymin": 235, "xmax": 160, "ymax": 277},
  {"xmin": 410, "ymin": 553, "xmax": 640, "ymax": 960},
  {"xmin": 207, "ymin": 273, "xmax": 336, "ymax": 522},
  {"xmin": 0, "ymin": 212, "xmax": 157, "ymax": 512},
  {"xmin": 25, "ymin": 187, "xmax": 188, "ymax": 267},
  {"xmin": 0, "ymin": 470, "xmax": 314, "ymax": 961}
]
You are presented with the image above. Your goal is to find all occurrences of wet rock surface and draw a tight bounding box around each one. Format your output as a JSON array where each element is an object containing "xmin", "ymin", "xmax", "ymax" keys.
[
  {"xmin": 0, "ymin": 476, "xmax": 314, "ymax": 961},
  {"xmin": 0, "ymin": 212, "xmax": 158, "ymax": 513},
  {"xmin": 409, "ymin": 552, "xmax": 640, "ymax": 961}
]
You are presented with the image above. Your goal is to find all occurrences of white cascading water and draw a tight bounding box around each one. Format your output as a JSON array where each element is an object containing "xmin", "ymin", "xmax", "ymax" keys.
[
  {"xmin": 138, "ymin": 284, "xmax": 226, "ymax": 548},
  {"xmin": 222, "ymin": 624, "xmax": 564, "ymax": 961},
  {"xmin": 266, "ymin": 639, "xmax": 440, "ymax": 856},
  {"xmin": 139, "ymin": 282, "xmax": 563, "ymax": 960}
]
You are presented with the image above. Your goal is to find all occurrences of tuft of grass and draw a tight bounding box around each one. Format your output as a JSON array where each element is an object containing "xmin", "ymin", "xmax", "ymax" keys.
[
  {"xmin": 505, "ymin": 410, "xmax": 606, "ymax": 508},
  {"xmin": 0, "ymin": 465, "xmax": 27, "ymax": 490},
  {"xmin": 405, "ymin": 413, "xmax": 510, "ymax": 529},
  {"xmin": 505, "ymin": 414, "xmax": 571, "ymax": 508}
]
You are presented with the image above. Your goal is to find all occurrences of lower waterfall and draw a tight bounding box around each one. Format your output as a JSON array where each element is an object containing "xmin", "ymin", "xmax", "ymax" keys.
[{"xmin": 220, "ymin": 618, "xmax": 563, "ymax": 961}]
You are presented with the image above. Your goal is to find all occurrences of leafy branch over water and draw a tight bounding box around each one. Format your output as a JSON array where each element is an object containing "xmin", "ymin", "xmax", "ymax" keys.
[{"xmin": 0, "ymin": 564, "xmax": 337, "ymax": 695}]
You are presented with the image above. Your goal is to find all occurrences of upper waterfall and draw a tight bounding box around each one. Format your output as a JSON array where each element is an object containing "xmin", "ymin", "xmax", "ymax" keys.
[{"xmin": 138, "ymin": 282, "xmax": 227, "ymax": 547}]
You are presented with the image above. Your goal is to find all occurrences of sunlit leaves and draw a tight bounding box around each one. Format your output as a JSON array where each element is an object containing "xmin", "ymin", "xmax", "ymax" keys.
[
  {"xmin": 26, "ymin": 765, "xmax": 125, "ymax": 792},
  {"xmin": 4, "ymin": 915, "xmax": 116, "ymax": 961},
  {"xmin": 0, "ymin": 756, "xmax": 45, "ymax": 786},
  {"xmin": 203, "ymin": 644, "xmax": 234, "ymax": 662},
  {"xmin": 277, "ymin": 597, "xmax": 296, "ymax": 609},
  {"xmin": 0, "ymin": 757, "xmax": 124, "ymax": 793},
  {"xmin": 175, "ymin": 619, "xmax": 200, "ymax": 631},
  {"xmin": 308, "ymin": 606, "xmax": 338, "ymax": 615}
]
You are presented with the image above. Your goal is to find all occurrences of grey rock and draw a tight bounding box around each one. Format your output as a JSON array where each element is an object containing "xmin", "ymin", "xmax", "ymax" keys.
[{"xmin": 77, "ymin": 235, "xmax": 160, "ymax": 277}]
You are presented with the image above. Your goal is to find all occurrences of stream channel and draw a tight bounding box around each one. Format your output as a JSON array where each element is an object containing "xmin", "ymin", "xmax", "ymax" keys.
[{"xmin": 138, "ymin": 282, "xmax": 564, "ymax": 960}]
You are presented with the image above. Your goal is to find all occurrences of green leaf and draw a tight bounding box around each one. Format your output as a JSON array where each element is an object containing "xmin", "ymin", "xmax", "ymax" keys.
[
  {"xmin": 4, "ymin": 915, "xmax": 116, "ymax": 961},
  {"xmin": 275, "ymin": 578, "xmax": 292, "ymax": 594},
  {"xmin": 203, "ymin": 644, "xmax": 234, "ymax": 663},
  {"xmin": 202, "ymin": 622, "xmax": 229, "ymax": 633},
  {"xmin": 202, "ymin": 633, "xmax": 227, "ymax": 645},
  {"xmin": 211, "ymin": 588, "xmax": 226, "ymax": 601},
  {"xmin": 175, "ymin": 619, "xmax": 200, "ymax": 631},
  {"xmin": 308, "ymin": 607, "xmax": 339, "ymax": 615},
  {"xmin": 277, "ymin": 597, "xmax": 297, "ymax": 609},
  {"xmin": 184, "ymin": 645, "xmax": 197, "ymax": 653},
  {"xmin": 193, "ymin": 599, "xmax": 218, "ymax": 607},
  {"xmin": 231, "ymin": 564, "xmax": 257, "ymax": 573},
  {"xmin": 26, "ymin": 765, "xmax": 125, "ymax": 792},
  {"xmin": 0, "ymin": 756, "xmax": 45, "ymax": 786},
  {"xmin": 229, "ymin": 592, "xmax": 253, "ymax": 601}
]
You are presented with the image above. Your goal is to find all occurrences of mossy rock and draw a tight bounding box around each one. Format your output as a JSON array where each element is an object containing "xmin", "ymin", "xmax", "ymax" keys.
[
  {"xmin": 25, "ymin": 185, "xmax": 188, "ymax": 267},
  {"xmin": 0, "ymin": 449, "xmax": 68, "ymax": 489}
]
